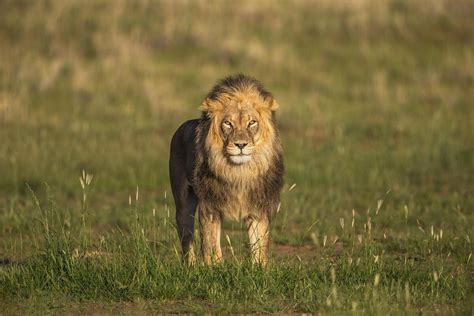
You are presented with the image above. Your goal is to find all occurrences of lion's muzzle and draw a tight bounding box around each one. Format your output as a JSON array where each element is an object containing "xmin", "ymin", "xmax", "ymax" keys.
[{"xmin": 226, "ymin": 142, "xmax": 254, "ymax": 164}]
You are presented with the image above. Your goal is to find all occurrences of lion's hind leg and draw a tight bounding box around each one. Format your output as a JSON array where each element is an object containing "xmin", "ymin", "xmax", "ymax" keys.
[
  {"xmin": 174, "ymin": 187, "xmax": 197, "ymax": 266},
  {"xmin": 170, "ymin": 150, "xmax": 197, "ymax": 265}
]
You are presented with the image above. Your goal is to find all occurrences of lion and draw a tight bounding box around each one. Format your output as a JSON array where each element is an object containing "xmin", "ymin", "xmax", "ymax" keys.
[{"xmin": 169, "ymin": 74, "xmax": 283, "ymax": 266}]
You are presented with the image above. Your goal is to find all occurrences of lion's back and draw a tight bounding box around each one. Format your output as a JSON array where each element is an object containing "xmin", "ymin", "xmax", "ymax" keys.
[{"xmin": 169, "ymin": 119, "xmax": 200, "ymax": 190}]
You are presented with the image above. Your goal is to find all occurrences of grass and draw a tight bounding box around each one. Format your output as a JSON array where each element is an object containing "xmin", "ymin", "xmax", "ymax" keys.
[
  {"xmin": 0, "ymin": 0, "xmax": 473, "ymax": 313},
  {"xmin": 1, "ymin": 193, "xmax": 470, "ymax": 313}
]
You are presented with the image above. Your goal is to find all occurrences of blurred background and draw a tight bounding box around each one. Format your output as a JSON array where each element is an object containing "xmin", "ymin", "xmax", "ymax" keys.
[{"xmin": 0, "ymin": 0, "xmax": 472, "ymax": 252}]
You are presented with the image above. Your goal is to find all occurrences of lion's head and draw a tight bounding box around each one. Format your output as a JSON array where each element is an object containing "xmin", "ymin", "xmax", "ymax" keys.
[{"xmin": 198, "ymin": 75, "xmax": 281, "ymax": 182}]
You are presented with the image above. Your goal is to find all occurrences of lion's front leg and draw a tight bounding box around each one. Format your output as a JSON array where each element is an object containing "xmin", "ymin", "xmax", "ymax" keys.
[
  {"xmin": 245, "ymin": 215, "xmax": 270, "ymax": 266},
  {"xmin": 198, "ymin": 206, "xmax": 223, "ymax": 265}
]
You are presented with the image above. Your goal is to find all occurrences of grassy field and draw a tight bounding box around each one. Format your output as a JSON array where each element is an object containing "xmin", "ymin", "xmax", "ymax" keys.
[{"xmin": 0, "ymin": 0, "xmax": 473, "ymax": 313}]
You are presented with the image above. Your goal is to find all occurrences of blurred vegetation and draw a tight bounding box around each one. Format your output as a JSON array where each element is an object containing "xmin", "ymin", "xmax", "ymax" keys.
[{"xmin": 0, "ymin": 0, "xmax": 473, "ymax": 313}]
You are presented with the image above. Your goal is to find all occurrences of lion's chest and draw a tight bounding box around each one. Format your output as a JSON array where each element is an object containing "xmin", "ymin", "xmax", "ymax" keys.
[{"xmin": 220, "ymin": 187, "xmax": 253, "ymax": 221}]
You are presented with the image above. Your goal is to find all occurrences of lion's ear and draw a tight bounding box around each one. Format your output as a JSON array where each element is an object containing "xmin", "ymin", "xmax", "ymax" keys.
[
  {"xmin": 199, "ymin": 98, "xmax": 224, "ymax": 114},
  {"xmin": 269, "ymin": 98, "xmax": 279, "ymax": 111},
  {"xmin": 264, "ymin": 95, "xmax": 279, "ymax": 112}
]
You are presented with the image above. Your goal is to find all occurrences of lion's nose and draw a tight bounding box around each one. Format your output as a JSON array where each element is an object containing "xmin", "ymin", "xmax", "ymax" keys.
[{"xmin": 235, "ymin": 142, "xmax": 248, "ymax": 150}]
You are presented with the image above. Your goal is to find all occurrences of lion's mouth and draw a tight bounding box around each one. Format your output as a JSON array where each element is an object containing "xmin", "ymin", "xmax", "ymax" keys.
[{"xmin": 228, "ymin": 154, "xmax": 252, "ymax": 165}]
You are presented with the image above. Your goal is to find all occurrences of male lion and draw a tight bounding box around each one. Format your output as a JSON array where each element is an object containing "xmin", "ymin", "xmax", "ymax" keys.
[{"xmin": 169, "ymin": 74, "xmax": 283, "ymax": 266}]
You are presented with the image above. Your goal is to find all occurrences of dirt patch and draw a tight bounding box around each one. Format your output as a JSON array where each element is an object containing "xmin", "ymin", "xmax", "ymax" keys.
[{"xmin": 271, "ymin": 244, "xmax": 318, "ymax": 261}]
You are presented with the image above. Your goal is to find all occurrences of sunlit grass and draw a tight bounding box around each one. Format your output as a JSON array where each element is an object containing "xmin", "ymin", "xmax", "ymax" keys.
[{"xmin": 1, "ymin": 185, "xmax": 470, "ymax": 313}]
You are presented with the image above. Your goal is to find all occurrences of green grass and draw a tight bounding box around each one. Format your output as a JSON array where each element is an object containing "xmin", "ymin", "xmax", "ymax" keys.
[{"xmin": 0, "ymin": 0, "xmax": 473, "ymax": 313}]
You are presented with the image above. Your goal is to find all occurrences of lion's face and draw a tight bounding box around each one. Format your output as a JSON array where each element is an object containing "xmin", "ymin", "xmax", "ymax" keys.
[
  {"xmin": 220, "ymin": 105, "xmax": 261, "ymax": 165},
  {"xmin": 198, "ymin": 76, "xmax": 281, "ymax": 181}
]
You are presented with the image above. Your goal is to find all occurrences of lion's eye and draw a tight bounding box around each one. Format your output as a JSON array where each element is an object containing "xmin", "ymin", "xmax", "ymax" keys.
[
  {"xmin": 248, "ymin": 120, "xmax": 257, "ymax": 127},
  {"xmin": 222, "ymin": 120, "xmax": 232, "ymax": 128}
]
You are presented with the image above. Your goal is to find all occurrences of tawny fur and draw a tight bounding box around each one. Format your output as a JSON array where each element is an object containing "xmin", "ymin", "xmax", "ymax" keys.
[{"xmin": 169, "ymin": 74, "xmax": 283, "ymax": 266}]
